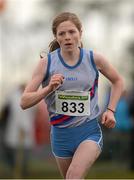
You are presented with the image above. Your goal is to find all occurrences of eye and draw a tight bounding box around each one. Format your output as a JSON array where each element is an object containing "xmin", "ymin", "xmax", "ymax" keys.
[
  {"xmin": 69, "ymin": 30, "xmax": 76, "ymax": 34},
  {"xmin": 58, "ymin": 32, "xmax": 65, "ymax": 36}
]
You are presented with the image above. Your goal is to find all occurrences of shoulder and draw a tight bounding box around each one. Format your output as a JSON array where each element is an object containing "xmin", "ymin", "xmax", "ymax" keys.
[
  {"xmin": 49, "ymin": 49, "xmax": 58, "ymax": 55},
  {"xmin": 92, "ymin": 51, "xmax": 110, "ymax": 71},
  {"xmin": 39, "ymin": 57, "xmax": 48, "ymax": 67},
  {"xmin": 32, "ymin": 56, "xmax": 48, "ymax": 78},
  {"xmin": 92, "ymin": 51, "xmax": 121, "ymax": 82}
]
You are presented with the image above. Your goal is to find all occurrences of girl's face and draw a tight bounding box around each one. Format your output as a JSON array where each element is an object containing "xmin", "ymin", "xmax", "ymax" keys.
[{"xmin": 55, "ymin": 20, "xmax": 82, "ymax": 52}]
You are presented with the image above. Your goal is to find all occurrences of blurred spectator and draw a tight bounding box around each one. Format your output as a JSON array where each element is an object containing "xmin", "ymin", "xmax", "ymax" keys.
[
  {"xmin": 112, "ymin": 91, "xmax": 133, "ymax": 162},
  {"xmin": 114, "ymin": 90, "xmax": 132, "ymax": 132},
  {"xmin": 34, "ymin": 100, "xmax": 50, "ymax": 146},
  {"xmin": 128, "ymin": 86, "xmax": 134, "ymax": 171},
  {"xmin": 34, "ymin": 100, "xmax": 50, "ymax": 159},
  {"xmin": 101, "ymin": 90, "xmax": 133, "ymax": 162},
  {"xmin": 0, "ymin": 83, "xmax": 36, "ymax": 178}
]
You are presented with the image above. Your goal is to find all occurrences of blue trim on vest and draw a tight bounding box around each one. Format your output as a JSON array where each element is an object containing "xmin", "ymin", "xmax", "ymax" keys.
[
  {"xmin": 42, "ymin": 53, "xmax": 51, "ymax": 82},
  {"xmin": 57, "ymin": 48, "xmax": 83, "ymax": 69},
  {"xmin": 90, "ymin": 50, "xmax": 99, "ymax": 78},
  {"xmin": 90, "ymin": 78, "xmax": 98, "ymax": 100}
]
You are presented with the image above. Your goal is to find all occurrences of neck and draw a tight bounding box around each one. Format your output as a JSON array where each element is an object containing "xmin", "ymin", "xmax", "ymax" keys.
[{"xmin": 61, "ymin": 47, "xmax": 80, "ymax": 64}]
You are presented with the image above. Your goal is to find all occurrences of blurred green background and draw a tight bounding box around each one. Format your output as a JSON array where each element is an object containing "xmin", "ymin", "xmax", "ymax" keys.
[{"xmin": 0, "ymin": 0, "xmax": 134, "ymax": 179}]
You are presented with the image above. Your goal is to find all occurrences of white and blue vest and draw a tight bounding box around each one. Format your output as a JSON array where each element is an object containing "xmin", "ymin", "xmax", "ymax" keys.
[{"xmin": 42, "ymin": 48, "xmax": 100, "ymax": 127}]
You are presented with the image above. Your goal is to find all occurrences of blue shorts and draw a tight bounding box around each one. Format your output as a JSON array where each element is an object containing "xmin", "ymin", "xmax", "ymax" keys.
[{"xmin": 50, "ymin": 118, "xmax": 103, "ymax": 158}]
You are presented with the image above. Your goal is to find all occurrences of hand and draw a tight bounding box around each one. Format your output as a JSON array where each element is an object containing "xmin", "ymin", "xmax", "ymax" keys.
[
  {"xmin": 101, "ymin": 110, "xmax": 116, "ymax": 128},
  {"xmin": 47, "ymin": 74, "xmax": 64, "ymax": 92}
]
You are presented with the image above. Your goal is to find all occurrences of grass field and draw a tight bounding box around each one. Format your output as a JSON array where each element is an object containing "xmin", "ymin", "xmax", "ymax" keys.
[
  {"xmin": 0, "ymin": 141, "xmax": 133, "ymax": 179},
  {"xmin": 0, "ymin": 158, "xmax": 134, "ymax": 179}
]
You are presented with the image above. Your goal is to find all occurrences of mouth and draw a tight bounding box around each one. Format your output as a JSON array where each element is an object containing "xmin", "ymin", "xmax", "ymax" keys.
[{"xmin": 64, "ymin": 43, "xmax": 72, "ymax": 46}]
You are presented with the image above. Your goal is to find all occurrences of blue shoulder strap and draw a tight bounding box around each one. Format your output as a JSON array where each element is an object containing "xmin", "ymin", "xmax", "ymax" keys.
[
  {"xmin": 42, "ymin": 53, "xmax": 51, "ymax": 83},
  {"xmin": 89, "ymin": 50, "xmax": 99, "ymax": 78}
]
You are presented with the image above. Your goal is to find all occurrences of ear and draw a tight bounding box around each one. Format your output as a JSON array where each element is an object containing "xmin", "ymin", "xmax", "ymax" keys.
[
  {"xmin": 54, "ymin": 34, "xmax": 58, "ymax": 41},
  {"xmin": 55, "ymin": 34, "xmax": 61, "ymax": 46},
  {"xmin": 79, "ymin": 29, "xmax": 82, "ymax": 38}
]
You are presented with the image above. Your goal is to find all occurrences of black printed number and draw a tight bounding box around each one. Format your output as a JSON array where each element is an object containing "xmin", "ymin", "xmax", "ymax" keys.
[
  {"xmin": 70, "ymin": 102, "xmax": 77, "ymax": 113},
  {"xmin": 62, "ymin": 102, "xmax": 68, "ymax": 112},
  {"xmin": 78, "ymin": 103, "xmax": 84, "ymax": 113},
  {"xmin": 61, "ymin": 102, "xmax": 84, "ymax": 114}
]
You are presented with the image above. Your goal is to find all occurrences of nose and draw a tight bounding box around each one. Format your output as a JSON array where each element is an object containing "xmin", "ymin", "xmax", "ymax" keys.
[{"xmin": 65, "ymin": 33, "xmax": 71, "ymax": 40}]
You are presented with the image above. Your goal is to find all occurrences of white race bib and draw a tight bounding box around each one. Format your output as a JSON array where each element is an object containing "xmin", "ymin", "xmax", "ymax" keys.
[{"xmin": 55, "ymin": 90, "xmax": 90, "ymax": 116}]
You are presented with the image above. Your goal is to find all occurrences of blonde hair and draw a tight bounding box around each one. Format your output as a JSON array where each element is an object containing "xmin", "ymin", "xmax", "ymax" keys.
[{"xmin": 49, "ymin": 12, "xmax": 83, "ymax": 52}]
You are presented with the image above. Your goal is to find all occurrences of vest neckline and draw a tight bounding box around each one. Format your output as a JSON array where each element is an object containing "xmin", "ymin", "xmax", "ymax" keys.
[{"xmin": 57, "ymin": 48, "xmax": 83, "ymax": 69}]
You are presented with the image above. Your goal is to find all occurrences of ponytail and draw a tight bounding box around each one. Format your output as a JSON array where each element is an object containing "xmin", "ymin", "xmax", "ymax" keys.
[
  {"xmin": 39, "ymin": 39, "xmax": 60, "ymax": 58},
  {"xmin": 49, "ymin": 39, "xmax": 60, "ymax": 52}
]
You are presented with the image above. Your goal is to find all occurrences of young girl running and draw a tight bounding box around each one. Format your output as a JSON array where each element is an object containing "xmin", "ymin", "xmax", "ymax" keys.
[{"xmin": 20, "ymin": 12, "xmax": 124, "ymax": 179}]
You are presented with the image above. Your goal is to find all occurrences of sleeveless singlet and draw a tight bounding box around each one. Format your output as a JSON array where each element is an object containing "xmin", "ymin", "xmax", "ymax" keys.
[{"xmin": 42, "ymin": 48, "xmax": 100, "ymax": 127}]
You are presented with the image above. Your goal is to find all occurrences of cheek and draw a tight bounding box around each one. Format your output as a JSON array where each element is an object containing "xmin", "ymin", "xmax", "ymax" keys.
[
  {"xmin": 74, "ymin": 36, "xmax": 81, "ymax": 43},
  {"xmin": 74, "ymin": 33, "xmax": 81, "ymax": 40}
]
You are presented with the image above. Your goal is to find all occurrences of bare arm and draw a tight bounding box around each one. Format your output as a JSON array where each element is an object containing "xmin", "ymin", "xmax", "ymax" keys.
[
  {"xmin": 20, "ymin": 58, "xmax": 64, "ymax": 109},
  {"xmin": 94, "ymin": 52, "xmax": 124, "ymax": 128},
  {"xmin": 20, "ymin": 58, "xmax": 49, "ymax": 109}
]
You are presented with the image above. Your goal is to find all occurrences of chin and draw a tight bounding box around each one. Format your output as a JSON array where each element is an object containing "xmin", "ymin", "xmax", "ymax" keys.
[{"xmin": 64, "ymin": 47, "xmax": 74, "ymax": 51}]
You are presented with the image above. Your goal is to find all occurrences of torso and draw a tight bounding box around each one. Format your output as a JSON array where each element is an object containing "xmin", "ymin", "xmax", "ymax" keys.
[{"xmin": 42, "ymin": 48, "xmax": 100, "ymax": 128}]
